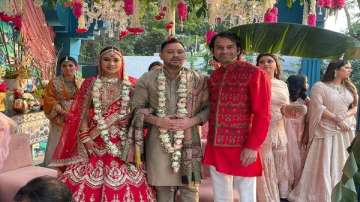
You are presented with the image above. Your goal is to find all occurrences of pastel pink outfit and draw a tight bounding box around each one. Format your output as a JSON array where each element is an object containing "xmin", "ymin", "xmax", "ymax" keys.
[
  {"xmin": 284, "ymin": 98, "xmax": 307, "ymax": 191},
  {"xmin": 257, "ymin": 79, "xmax": 290, "ymax": 202},
  {"xmin": 0, "ymin": 112, "xmax": 16, "ymax": 169},
  {"xmin": 289, "ymin": 82, "xmax": 356, "ymax": 202}
]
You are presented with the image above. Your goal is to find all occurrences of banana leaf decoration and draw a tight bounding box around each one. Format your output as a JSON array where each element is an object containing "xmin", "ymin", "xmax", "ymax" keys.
[
  {"xmin": 228, "ymin": 22, "xmax": 360, "ymax": 60},
  {"xmin": 332, "ymin": 134, "xmax": 360, "ymax": 202}
]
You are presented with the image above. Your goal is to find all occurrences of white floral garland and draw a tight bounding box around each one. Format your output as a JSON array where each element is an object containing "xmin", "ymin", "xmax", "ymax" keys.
[
  {"xmin": 157, "ymin": 69, "xmax": 188, "ymax": 173},
  {"xmin": 91, "ymin": 76, "xmax": 131, "ymax": 158}
]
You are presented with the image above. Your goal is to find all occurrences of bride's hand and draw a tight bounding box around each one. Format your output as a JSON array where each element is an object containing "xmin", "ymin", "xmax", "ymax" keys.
[{"xmin": 84, "ymin": 139, "xmax": 103, "ymax": 156}]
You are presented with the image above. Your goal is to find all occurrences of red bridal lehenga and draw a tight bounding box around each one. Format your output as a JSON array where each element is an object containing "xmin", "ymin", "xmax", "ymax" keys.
[{"xmin": 51, "ymin": 77, "xmax": 155, "ymax": 202}]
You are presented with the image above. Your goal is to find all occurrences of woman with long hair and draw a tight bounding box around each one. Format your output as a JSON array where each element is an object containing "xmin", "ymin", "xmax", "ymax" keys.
[
  {"xmin": 285, "ymin": 74, "xmax": 310, "ymax": 191},
  {"xmin": 256, "ymin": 53, "xmax": 306, "ymax": 201},
  {"xmin": 289, "ymin": 60, "xmax": 358, "ymax": 202},
  {"xmin": 50, "ymin": 46, "xmax": 154, "ymax": 201},
  {"xmin": 43, "ymin": 56, "xmax": 83, "ymax": 166}
]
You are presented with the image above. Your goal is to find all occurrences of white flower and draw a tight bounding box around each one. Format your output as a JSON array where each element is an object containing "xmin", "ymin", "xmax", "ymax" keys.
[
  {"xmin": 168, "ymin": 147, "xmax": 175, "ymax": 153},
  {"xmin": 172, "ymin": 161, "xmax": 180, "ymax": 167},
  {"xmin": 122, "ymin": 96, "xmax": 130, "ymax": 101},
  {"xmin": 178, "ymin": 93, "xmax": 187, "ymax": 98},
  {"xmin": 156, "ymin": 70, "xmax": 189, "ymax": 172},
  {"xmin": 178, "ymin": 108, "xmax": 188, "ymax": 114},
  {"xmin": 177, "ymin": 88, "xmax": 187, "ymax": 93},
  {"xmin": 90, "ymin": 77, "xmax": 131, "ymax": 158},
  {"xmin": 175, "ymin": 139, "xmax": 183, "ymax": 145},
  {"xmin": 158, "ymin": 91, "xmax": 166, "ymax": 97},
  {"xmin": 100, "ymin": 130, "xmax": 108, "ymax": 136},
  {"xmin": 158, "ymin": 85, "xmax": 166, "ymax": 91},
  {"xmin": 177, "ymin": 102, "xmax": 186, "ymax": 108},
  {"xmin": 174, "ymin": 144, "xmax": 183, "ymax": 150},
  {"xmin": 92, "ymin": 91, "xmax": 100, "ymax": 97}
]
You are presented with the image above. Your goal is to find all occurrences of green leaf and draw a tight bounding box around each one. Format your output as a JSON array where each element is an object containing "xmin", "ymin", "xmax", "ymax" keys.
[{"xmin": 228, "ymin": 23, "xmax": 360, "ymax": 59}]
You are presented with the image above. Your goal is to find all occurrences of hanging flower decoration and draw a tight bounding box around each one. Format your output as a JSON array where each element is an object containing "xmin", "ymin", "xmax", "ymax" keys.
[
  {"xmin": 127, "ymin": 27, "xmax": 144, "ymax": 35},
  {"xmin": 0, "ymin": 13, "xmax": 22, "ymax": 30},
  {"xmin": 0, "ymin": 82, "xmax": 7, "ymax": 92},
  {"xmin": 76, "ymin": 28, "xmax": 88, "ymax": 33},
  {"xmin": 127, "ymin": 0, "xmax": 144, "ymax": 36},
  {"xmin": 165, "ymin": 21, "xmax": 174, "ymax": 30},
  {"xmin": 70, "ymin": 0, "xmax": 83, "ymax": 19},
  {"xmin": 335, "ymin": 0, "xmax": 345, "ymax": 8},
  {"xmin": 160, "ymin": 6, "xmax": 167, "ymax": 17},
  {"xmin": 119, "ymin": 30, "xmax": 129, "ymax": 40},
  {"xmin": 155, "ymin": 4, "xmax": 167, "ymax": 21},
  {"xmin": 204, "ymin": 29, "xmax": 217, "ymax": 45},
  {"xmin": 11, "ymin": 15, "xmax": 21, "ymax": 30},
  {"xmin": 92, "ymin": 76, "xmax": 132, "ymax": 158},
  {"xmin": 264, "ymin": 7, "xmax": 278, "ymax": 23},
  {"xmin": 177, "ymin": 0, "xmax": 188, "ymax": 31},
  {"xmin": 75, "ymin": 14, "xmax": 87, "ymax": 33},
  {"xmin": 156, "ymin": 69, "xmax": 188, "ymax": 173},
  {"xmin": 307, "ymin": 13, "xmax": 316, "ymax": 27},
  {"xmin": 177, "ymin": 1, "xmax": 188, "ymax": 21},
  {"xmin": 123, "ymin": 0, "xmax": 134, "ymax": 16},
  {"xmin": 65, "ymin": 0, "xmax": 88, "ymax": 33},
  {"xmin": 207, "ymin": 0, "xmax": 265, "ymax": 27},
  {"xmin": 154, "ymin": 15, "xmax": 163, "ymax": 21},
  {"xmin": 317, "ymin": 0, "xmax": 344, "ymax": 9},
  {"xmin": 0, "ymin": 13, "xmax": 12, "ymax": 22}
]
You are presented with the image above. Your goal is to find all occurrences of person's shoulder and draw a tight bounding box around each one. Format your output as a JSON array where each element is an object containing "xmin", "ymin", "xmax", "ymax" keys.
[
  {"xmin": 313, "ymin": 81, "xmax": 325, "ymax": 88},
  {"xmin": 234, "ymin": 61, "xmax": 261, "ymax": 73},
  {"xmin": 139, "ymin": 69, "xmax": 158, "ymax": 79},
  {"xmin": 311, "ymin": 81, "xmax": 326, "ymax": 93},
  {"xmin": 183, "ymin": 67, "xmax": 208, "ymax": 80},
  {"xmin": 235, "ymin": 60, "xmax": 257, "ymax": 69},
  {"xmin": 136, "ymin": 69, "xmax": 160, "ymax": 86},
  {"xmin": 272, "ymin": 79, "xmax": 287, "ymax": 86}
]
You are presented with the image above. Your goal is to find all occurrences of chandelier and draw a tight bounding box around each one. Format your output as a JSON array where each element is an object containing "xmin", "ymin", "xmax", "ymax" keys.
[
  {"xmin": 84, "ymin": 1, "xmax": 130, "ymax": 37},
  {"xmin": 207, "ymin": 0, "xmax": 273, "ymax": 28},
  {"xmin": 66, "ymin": 0, "xmax": 143, "ymax": 38}
]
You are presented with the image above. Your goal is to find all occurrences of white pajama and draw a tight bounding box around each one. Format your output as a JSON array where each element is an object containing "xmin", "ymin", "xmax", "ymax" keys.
[{"xmin": 210, "ymin": 166, "xmax": 256, "ymax": 202}]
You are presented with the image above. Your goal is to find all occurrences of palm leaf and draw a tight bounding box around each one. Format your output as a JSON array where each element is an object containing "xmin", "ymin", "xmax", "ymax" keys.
[{"xmin": 228, "ymin": 23, "xmax": 360, "ymax": 60}]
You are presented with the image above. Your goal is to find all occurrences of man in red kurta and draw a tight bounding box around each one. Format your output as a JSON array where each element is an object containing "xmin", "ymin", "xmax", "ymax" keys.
[{"xmin": 203, "ymin": 32, "xmax": 271, "ymax": 202}]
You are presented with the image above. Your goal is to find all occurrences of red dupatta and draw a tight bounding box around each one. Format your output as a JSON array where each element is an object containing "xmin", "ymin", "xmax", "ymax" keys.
[{"xmin": 51, "ymin": 77, "xmax": 96, "ymax": 166}]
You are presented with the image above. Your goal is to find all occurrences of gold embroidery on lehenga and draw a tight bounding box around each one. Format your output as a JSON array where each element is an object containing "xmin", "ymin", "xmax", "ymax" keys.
[
  {"xmin": 122, "ymin": 186, "xmax": 135, "ymax": 202},
  {"xmin": 73, "ymin": 183, "xmax": 86, "ymax": 202}
]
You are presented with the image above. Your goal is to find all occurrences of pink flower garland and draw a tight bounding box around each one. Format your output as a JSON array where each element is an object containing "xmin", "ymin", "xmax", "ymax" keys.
[
  {"xmin": 264, "ymin": 7, "xmax": 278, "ymax": 23},
  {"xmin": 318, "ymin": 0, "xmax": 344, "ymax": 8},
  {"xmin": 205, "ymin": 29, "xmax": 217, "ymax": 45},
  {"xmin": 0, "ymin": 82, "xmax": 7, "ymax": 92},
  {"xmin": 177, "ymin": 1, "xmax": 188, "ymax": 21},
  {"xmin": 124, "ymin": 0, "xmax": 134, "ymax": 16},
  {"xmin": 307, "ymin": 13, "xmax": 317, "ymax": 27},
  {"xmin": 71, "ymin": 0, "xmax": 83, "ymax": 19}
]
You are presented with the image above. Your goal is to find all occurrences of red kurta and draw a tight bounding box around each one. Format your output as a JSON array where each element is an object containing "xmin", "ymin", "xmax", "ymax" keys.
[{"xmin": 203, "ymin": 60, "xmax": 271, "ymax": 176}]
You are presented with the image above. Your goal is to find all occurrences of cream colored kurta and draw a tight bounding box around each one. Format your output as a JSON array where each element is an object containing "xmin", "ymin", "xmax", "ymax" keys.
[
  {"xmin": 132, "ymin": 68, "xmax": 208, "ymax": 186},
  {"xmin": 257, "ymin": 79, "xmax": 290, "ymax": 202},
  {"xmin": 289, "ymin": 82, "xmax": 356, "ymax": 202}
]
